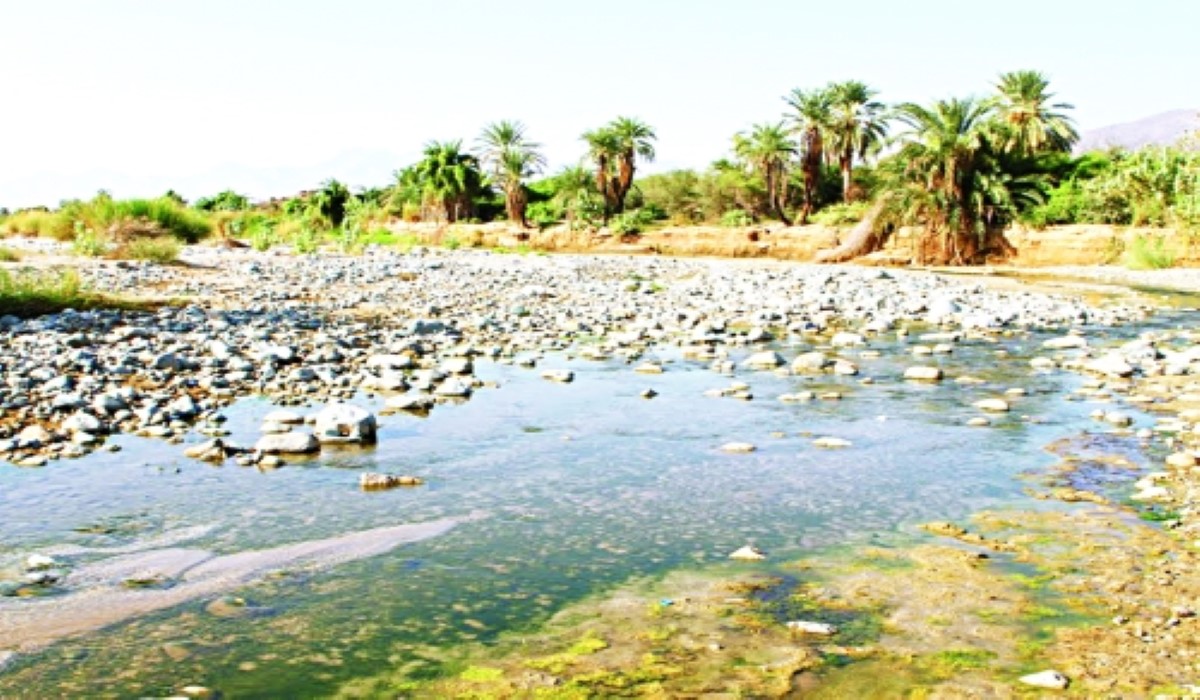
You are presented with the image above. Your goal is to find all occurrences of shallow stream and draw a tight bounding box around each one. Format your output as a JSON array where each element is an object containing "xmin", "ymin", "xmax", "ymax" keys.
[{"xmin": 0, "ymin": 313, "xmax": 1190, "ymax": 697}]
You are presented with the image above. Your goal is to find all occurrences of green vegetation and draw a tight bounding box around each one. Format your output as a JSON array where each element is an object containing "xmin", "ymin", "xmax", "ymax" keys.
[
  {"xmin": 0, "ymin": 246, "xmax": 21, "ymax": 262},
  {"xmin": 0, "ymin": 267, "xmax": 134, "ymax": 317},
  {"xmin": 4, "ymin": 73, "xmax": 1194, "ymax": 266},
  {"xmin": 121, "ymin": 236, "xmax": 182, "ymax": 263}
]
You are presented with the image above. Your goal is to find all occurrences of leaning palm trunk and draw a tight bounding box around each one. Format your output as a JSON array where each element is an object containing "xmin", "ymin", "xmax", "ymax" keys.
[{"xmin": 814, "ymin": 200, "xmax": 889, "ymax": 263}]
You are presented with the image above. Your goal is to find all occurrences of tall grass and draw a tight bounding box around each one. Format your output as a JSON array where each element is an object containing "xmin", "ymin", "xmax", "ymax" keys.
[
  {"xmin": 120, "ymin": 236, "xmax": 182, "ymax": 263},
  {"xmin": 1124, "ymin": 235, "xmax": 1177, "ymax": 270},
  {"xmin": 9, "ymin": 196, "xmax": 212, "ymax": 244},
  {"xmin": 1, "ymin": 211, "xmax": 75, "ymax": 240},
  {"xmin": 0, "ymin": 267, "xmax": 154, "ymax": 318}
]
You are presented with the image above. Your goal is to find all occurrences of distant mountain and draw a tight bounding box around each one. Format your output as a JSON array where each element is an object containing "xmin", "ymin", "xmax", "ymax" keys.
[{"xmin": 1078, "ymin": 109, "xmax": 1199, "ymax": 153}]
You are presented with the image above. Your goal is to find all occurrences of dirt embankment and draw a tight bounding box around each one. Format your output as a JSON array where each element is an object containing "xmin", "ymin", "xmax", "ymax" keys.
[{"xmin": 393, "ymin": 222, "xmax": 1200, "ymax": 267}]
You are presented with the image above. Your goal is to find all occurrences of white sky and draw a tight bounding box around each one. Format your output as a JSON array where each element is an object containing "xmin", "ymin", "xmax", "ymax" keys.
[{"xmin": 2, "ymin": 0, "xmax": 1197, "ymax": 208}]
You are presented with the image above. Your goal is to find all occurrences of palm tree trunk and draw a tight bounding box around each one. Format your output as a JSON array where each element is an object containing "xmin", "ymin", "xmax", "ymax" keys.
[
  {"xmin": 814, "ymin": 199, "xmax": 888, "ymax": 262},
  {"xmin": 840, "ymin": 154, "xmax": 853, "ymax": 202}
]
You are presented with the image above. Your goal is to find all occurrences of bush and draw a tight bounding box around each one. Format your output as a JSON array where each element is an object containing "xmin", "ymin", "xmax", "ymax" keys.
[
  {"xmin": 811, "ymin": 201, "xmax": 868, "ymax": 226},
  {"xmin": 1, "ymin": 210, "xmax": 74, "ymax": 240},
  {"xmin": 0, "ymin": 267, "xmax": 86, "ymax": 317},
  {"xmin": 1125, "ymin": 235, "xmax": 1176, "ymax": 270},
  {"xmin": 120, "ymin": 236, "xmax": 182, "ymax": 263},
  {"xmin": 0, "ymin": 246, "xmax": 21, "ymax": 262},
  {"xmin": 720, "ymin": 209, "xmax": 754, "ymax": 227},
  {"xmin": 72, "ymin": 227, "xmax": 110, "ymax": 257}
]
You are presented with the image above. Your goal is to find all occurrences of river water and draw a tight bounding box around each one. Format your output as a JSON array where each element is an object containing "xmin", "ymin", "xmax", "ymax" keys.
[{"xmin": 0, "ymin": 314, "xmax": 1185, "ymax": 697}]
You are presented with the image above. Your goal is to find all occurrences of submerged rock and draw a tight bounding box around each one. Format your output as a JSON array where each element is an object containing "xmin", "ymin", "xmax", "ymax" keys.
[{"xmin": 359, "ymin": 472, "xmax": 424, "ymax": 489}]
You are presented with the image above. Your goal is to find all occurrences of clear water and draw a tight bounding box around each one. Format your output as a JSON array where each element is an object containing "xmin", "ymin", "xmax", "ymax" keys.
[{"xmin": 0, "ymin": 322, "xmax": 1173, "ymax": 698}]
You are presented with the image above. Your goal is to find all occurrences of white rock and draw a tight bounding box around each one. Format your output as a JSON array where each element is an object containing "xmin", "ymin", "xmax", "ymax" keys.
[
  {"xmin": 720, "ymin": 442, "xmax": 756, "ymax": 453},
  {"xmin": 741, "ymin": 351, "xmax": 785, "ymax": 370},
  {"xmin": 25, "ymin": 554, "xmax": 57, "ymax": 571},
  {"xmin": 904, "ymin": 366, "xmax": 942, "ymax": 381},
  {"xmin": 830, "ymin": 332, "xmax": 865, "ymax": 347},
  {"xmin": 729, "ymin": 545, "xmax": 766, "ymax": 561},
  {"xmin": 254, "ymin": 432, "xmax": 319, "ymax": 454},
  {"xmin": 386, "ymin": 393, "xmax": 436, "ymax": 411},
  {"xmin": 813, "ymin": 437, "xmax": 851, "ymax": 448},
  {"xmin": 1043, "ymin": 336, "xmax": 1088, "ymax": 350},
  {"xmin": 1166, "ymin": 452, "xmax": 1198, "ymax": 469},
  {"xmin": 786, "ymin": 620, "xmax": 837, "ymax": 635},
  {"xmin": 263, "ymin": 410, "xmax": 304, "ymax": 424},
  {"xmin": 312, "ymin": 404, "xmax": 377, "ymax": 444},
  {"xmin": 792, "ymin": 352, "xmax": 831, "ymax": 372},
  {"xmin": 974, "ymin": 398, "xmax": 1010, "ymax": 413},
  {"xmin": 634, "ymin": 362, "xmax": 665, "ymax": 374},
  {"xmin": 541, "ymin": 369, "xmax": 574, "ymax": 383},
  {"xmin": 1019, "ymin": 669, "xmax": 1069, "ymax": 690},
  {"xmin": 1086, "ymin": 354, "xmax": 1134, "ymax": 378},
  {"xmin": 434, "ymin": 377, "xmax": 473, "ymax": 397}
]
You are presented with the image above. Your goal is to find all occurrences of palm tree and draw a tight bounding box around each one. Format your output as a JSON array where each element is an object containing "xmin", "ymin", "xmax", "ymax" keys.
[
  {"xmin": 311, "ymin": 179, "xmax": 351, "ymax": 227},
  {"xmin": 883, "ymin": 97, "xmax": 1030, "ymax": 264},
  {"xmin": 608, "ymin": 116, "xmax": 657, "ymax": 214},
  {"xmin": 784, "ymin": 87, "xmax": 833, "ymax": 223},
  {"xmin": 582, "ymin": 127, "xmax": 622, "ymax": 222},
  {"xmin": 825, "ymin": 81, "xmax": 888, "ymax": 202},
  {"xmin": 993, "ymin": 70, "xmax": 1078, "ymax": 155},
  {"xmin": 550, "ymin": 165, "xmax": 599, "ymax": 229},
  {"xmin": 733, "ymin": 122, "xmax": 796, "ymax": 225},
  {"xmin": 412, "ymin": 140, "xmax": 485, "ymax": 222},
  {"xmin": 476, "ymin": 120, "xmax": 546, "ymax": 227}
]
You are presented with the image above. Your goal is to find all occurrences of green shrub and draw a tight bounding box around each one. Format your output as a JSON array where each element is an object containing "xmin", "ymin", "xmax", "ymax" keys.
[
  {"xmin": 72, "ymin": 226, "xmax": 110, "ymax": 257},
  {"xmin": 1124, "ymin": 235, "xmax": 1176, "ymax": 270},
  {"xmin": 443, "ymin": 234, "xmax": 462, "ymax": 250},
  {"xmin": 720, "ymin": 209, "xmax": 754, "ymax": 227},
  {"xmin": 121, "ymin": 236, "xmax": 182, "ymax": 263},
  {"xmin": 292, "ymin": 225, "xmax": 321, "ymax": 254},
  {"xmin": 0, "ymin": 267, "xmax": 86, "ymax": 317},
  {"xmin": 247, "ymin": 217, "xmax": 278, "ymax": 251},
  {"xmin": 1, "ymin": 210, "xmax": 74, "ymax": 240},
  {"xmin": 0, "ymin": 247, "xmax": 21, "ymax": 262},
  {"xmin": 811, "ymin": 201, "xmax": 868, "ymax": 226}
]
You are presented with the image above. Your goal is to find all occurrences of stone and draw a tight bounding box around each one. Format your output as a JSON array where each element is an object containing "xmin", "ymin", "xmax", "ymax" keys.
[
  {"xmin": 434, "ymin": 378, "xmax": 473, "ymax": 397},
  {"xmin": 1043, "ymin": 336, "xmax": 1088, "ymax": 350},
  {"xmin": 634, "ymin": 362, "xmax": 665, "ymax": 374},
  {"xmin": 254, "ymin": 432, "xmax": 319, "ymax": 454},
  {"xmin": 263, "ymin": 410, "xmax": 304, "ymax": 425},
  {"xmin": 720, "ymin": 442, "xmax": 756, "ymax": 453},
  {"xmin": 786, "ymin": 620, "xmax": 837, "ymax": 635},
  {"xmin": 792, "ymin": 352, "xmax": 831, "ymax": 372},
  {"xmin": 904, "ymin": 366, "xmax": 942, "ymax": 381},
  {"xmin": 974, "ymin": 398, "xmax": 1010, "ymax": 413},
  {"xmin": 830, "ymin": 332, "xmax": 865, "ymax": 347},
  {"xmin": 312, "ymin": 404, "xmax": 377, "ymax": 444},
  {"xmin": 741, "ymin": 351, "xmax": 785, "ymax": 370},
  {"xmin": 729, "ymin": 545, "xmax": 766, "ymax": 561},
  {"xmin": 25, "ymin": 554, "xmax": 57, "ymax": 571},
  {"xmin": 1086, "ymin": 353, "xmax": 1134, "ymax": 378},
  {"xmin": 1166, "ymin": 452, "xmax": 1197, "ymax": 469},
  {"xmin": 386, "ymin": 393, "xmax": 436, "ymax": 411},
  {"xmin": 813, "ymin": 437, "xmax": 851, "ymax": 448},
  {"xmin": 1019, "ymin": 670, "xmax": 1069, "ymax": 690},
  {"xmin": 360, "ymin": 472, "xmax": 424, "ymax": 489},
  {"xmin": 541, "ymin": 369, "xmax": 574, "ymax": 383},
  {"xmin": 61, "ymin": 411, "xmax": 102, "ymax": 434}
]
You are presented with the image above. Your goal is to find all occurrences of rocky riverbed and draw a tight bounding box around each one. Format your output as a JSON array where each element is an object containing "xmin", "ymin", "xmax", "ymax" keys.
[{"xmin": 1, "ymin": 241, "xmax": 1199, "ymax": 696}]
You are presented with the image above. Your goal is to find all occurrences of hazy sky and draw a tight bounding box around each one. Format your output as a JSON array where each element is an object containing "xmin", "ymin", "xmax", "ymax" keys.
[{"xmin": 3, "ymin": 0, "xmax": 1197, "ymax": 207}]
